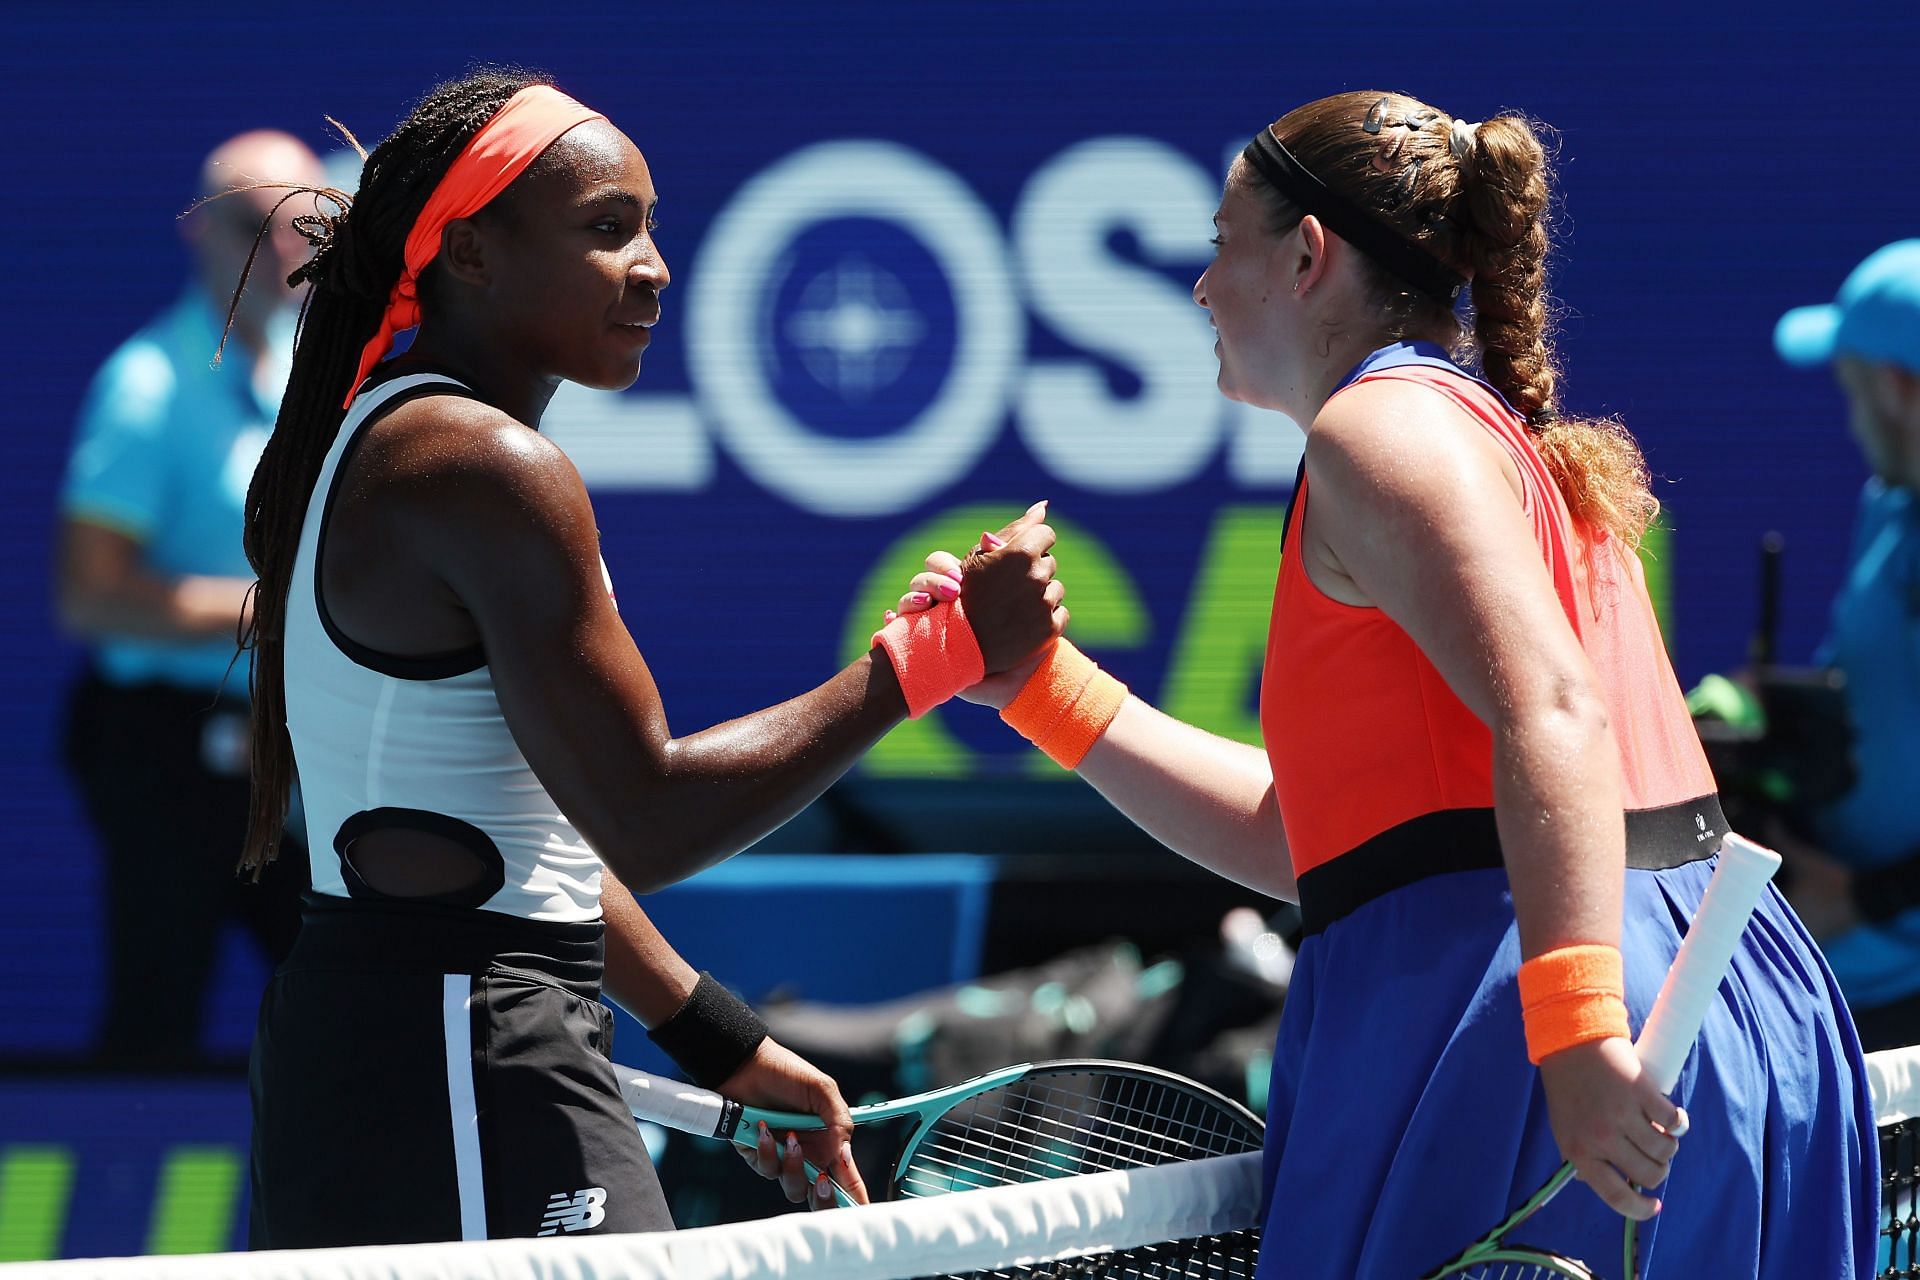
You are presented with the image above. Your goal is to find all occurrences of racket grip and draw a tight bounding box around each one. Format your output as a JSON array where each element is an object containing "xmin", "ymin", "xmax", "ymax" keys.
[
  {"xmin": 1633, "ymin": 833, "xmax": 1781, "ymax": 1094},
  {"xmin": 618, "ymin": 1066, "xmax": 735, "ymax": 1140}
]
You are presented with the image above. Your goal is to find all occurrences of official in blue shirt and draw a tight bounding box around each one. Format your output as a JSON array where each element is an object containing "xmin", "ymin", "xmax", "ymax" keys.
[
  {"xmin": 55, "ymin": 130, "xmax": 324, "ymax": 1067},
  {"xmin": 1773, "ymin": 239, "xmax": 1920, "ymax": 1050}
]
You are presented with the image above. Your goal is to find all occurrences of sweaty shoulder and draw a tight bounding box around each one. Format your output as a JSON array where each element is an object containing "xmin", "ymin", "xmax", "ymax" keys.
[
  {"xmin": 1308, "ymin": 375, "xmax": 1524, "ymax": 513},
  {"xmin": 350, "ymin": 392, "xmax": 599, "ymax": 568}
]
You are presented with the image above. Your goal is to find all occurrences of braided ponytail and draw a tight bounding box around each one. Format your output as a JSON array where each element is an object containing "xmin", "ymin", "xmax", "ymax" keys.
[
  {"xmin": 1247, "ymin": 92, "xmax": 1658, "ymax": 548},
  {"xmin": 232, "ymin": 69, "xmax": 542, "ymax": 876},
  {"xmin": 1451, "ymin": 116, "xmax": 1657, "ymax": 546}
]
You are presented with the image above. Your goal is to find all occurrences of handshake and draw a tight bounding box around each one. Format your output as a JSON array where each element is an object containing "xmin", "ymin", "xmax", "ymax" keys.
[{"xmin": 869, "ymin": 500, "xmax": 1125, "ymax": 770}]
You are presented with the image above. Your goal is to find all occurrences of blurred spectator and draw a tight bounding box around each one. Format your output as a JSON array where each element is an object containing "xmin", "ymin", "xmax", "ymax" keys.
[
  {"xmin": 54, "ymin": 131, "xmax": 323, "ymax": 1067},
  {"xmin": 1771, "ymin": 240, "xmax": 1920, "ymax": 1051}
]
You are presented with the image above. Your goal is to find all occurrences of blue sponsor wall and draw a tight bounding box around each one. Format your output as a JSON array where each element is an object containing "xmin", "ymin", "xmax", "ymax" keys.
[{"xmin": 0, "ymin": 0, "xmax": 1915, "ymax": 1252}]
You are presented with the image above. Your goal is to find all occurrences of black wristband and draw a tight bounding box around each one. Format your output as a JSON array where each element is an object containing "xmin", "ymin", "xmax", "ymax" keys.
[{"xmin": 646, "ymin": 971, "xmax": 768, "ymax": 1088}]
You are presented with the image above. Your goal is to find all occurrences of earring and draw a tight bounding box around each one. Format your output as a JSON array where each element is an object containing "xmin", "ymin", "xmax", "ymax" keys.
[{"xmin": 1292, "ymin": 282, "xmax": 1299, "ymax": 293}]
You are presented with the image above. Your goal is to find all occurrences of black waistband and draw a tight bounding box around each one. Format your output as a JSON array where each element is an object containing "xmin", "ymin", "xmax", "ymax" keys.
[
  {"xmin": 284, "ymin": 891, "xmax": 605, "ymax": 998},
  {"xmin": 1296, "ymin": 794, "xmax": 1728, "ymax": 937}
]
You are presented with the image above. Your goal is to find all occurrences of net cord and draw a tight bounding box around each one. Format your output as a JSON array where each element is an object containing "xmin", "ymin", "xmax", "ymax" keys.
[
  {"xmin": 1869, "ymin": 1045, "xmax": 1920, "ymax": 1127},
  {"xmin": 0, "ymin": 1151, "xmax": 1262, "ymax": 1280}
]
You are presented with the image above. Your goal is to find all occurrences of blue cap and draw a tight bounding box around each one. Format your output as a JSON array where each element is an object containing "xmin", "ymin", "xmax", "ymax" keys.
[{"xmin": 1775, "ymin": 239, "xmax": 1920, "ymax": 372}]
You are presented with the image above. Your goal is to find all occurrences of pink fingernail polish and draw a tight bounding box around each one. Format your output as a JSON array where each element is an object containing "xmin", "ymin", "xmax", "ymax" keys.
[
  {"xmin": 816, "ymin": 1172, "xmax": 832, "ymax": 1197},
  {"xmin": 883, "ymin": 610, "xmax": 898, "ymax": 624},
  {"xmin": 982, "ymin": 531, "xmax": 1006, "ymax": 549},
  {"xmin": 933, "ymin": 579, "xmax": 959, "ymax": 600},
  {"xmin": 906, "ymin": 591, "xmax": 932, "ymax": 608}
]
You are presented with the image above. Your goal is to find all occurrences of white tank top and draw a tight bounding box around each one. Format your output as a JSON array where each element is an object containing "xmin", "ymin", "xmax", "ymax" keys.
[{"xmin": 285, "ymin": 372, "xmax": 604, "ymax": 921}]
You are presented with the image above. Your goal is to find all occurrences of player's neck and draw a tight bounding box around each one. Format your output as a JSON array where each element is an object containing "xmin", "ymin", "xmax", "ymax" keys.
[{"xmin": 400, "ymin": 325, "xmax": 559, "ymax": 428}]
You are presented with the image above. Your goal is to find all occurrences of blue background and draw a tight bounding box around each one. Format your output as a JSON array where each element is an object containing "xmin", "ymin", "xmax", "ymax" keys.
[{"xmin": 0, "ymin": 0, "xmax": 1914, "ymax": 1103}]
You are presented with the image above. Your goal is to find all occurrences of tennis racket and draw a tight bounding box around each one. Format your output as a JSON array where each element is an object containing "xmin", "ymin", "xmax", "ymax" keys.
[
  {"xmin": 1420, "ymin": 831, "xmax": 1783, "ymax": 1280},
  {"xmin": 623, "ymin": 1059, "xmax": 1264, "ymax": 1276},
  {"xmin": 620, "ymin": 1057, "xmax": 1261, "ymax": 1205}
]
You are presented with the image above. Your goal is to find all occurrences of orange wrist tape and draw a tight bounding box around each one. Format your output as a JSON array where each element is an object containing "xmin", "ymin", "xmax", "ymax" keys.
[
  {"xmin": 872, "ymin": 600, "xmax": 986, "ymax": 720},
  {"xmin": 999, "ymin": 639, "xmax": 1128, "ymax": 770},
  {"xmin": 1516, "ymin": 943, "xmax": 1630, "ymax": 1065}
]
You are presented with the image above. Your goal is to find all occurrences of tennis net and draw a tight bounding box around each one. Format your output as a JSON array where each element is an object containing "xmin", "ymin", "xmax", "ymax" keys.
[
  {"xmin": 13, "ymin": 1044, "xmax": 1920, "ymax": 1279},
  {"xmin": 1874, "ymin": 1044, "xmax": 1920, "ymax": 1278},
  {"xmin": 0, "ymin": 1150, "xmax": 1261, "ymax": 1280}
]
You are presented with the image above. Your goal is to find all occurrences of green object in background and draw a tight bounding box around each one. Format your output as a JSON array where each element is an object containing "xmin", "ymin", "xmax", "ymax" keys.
[
  {"xmin": 1636, "ymin": 514, "xmax": 1673, "ymax": 642},
  {"xmin": 146, "ymin": 1146, "xmax": 242, "ymax": 1256},
  {"xmin": 1244, "ymin": 1050, "xmax": 1272, "ymax": 1116},
  {"xmin": 1687, "ymin": 672, "xmax": 1765, "ymax": 732},
  {"xmin": 0, "ymin": 1146, "xmax": 75, "ymax": 1262},
  {"xmin": 1160, "ymin": 506, "xmax": 1287, "ymax": 748},
  {"xmin": 1136, "ymin": 958, "xmax": 1185, "ymax": 1000},
  {"xmin": 1159, "ymin": 506, "xmax": 1282, "ymax": 752}
]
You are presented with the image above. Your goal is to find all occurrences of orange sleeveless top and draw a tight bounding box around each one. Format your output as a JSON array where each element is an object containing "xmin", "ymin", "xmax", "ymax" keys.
[{"xmin": 1259, "ymin": 346, "xmax": 1723, "ymax": 933}]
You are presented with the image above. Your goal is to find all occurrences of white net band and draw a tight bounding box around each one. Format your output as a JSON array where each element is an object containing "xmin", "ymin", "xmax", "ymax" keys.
[
  {"xmin": 0, "ymin": 1152, "xmax": 1261, "ymax": 1280},
  {"xmin": 1868, "ymin": 1044, "xmax": 1920, "ymax": 1127}
]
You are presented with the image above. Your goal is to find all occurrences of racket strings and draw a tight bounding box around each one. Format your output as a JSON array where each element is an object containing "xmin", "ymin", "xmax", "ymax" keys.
[
  {"xmin": 898, "ymin": 1068, "xmax": 1263, "ymax": 1278},
  {"xmin": 903, "ymin": 1094, "xmax": 1242, "ymax": 1189},
  {"xmin": 899, "ymin": 1072, "xmax": 1260, "ymax": 1197}
]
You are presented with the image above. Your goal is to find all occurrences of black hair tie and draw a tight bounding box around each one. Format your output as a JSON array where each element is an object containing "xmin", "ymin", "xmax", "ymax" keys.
[{"xmin": 1242, "ymin": 128, "xmax": 1464, "ymax": 310}]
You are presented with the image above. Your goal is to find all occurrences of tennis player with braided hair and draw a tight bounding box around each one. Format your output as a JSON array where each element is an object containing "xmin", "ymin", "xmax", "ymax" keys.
[
  {"xmin": 900, "ymin": 92, "xmax": 1874, "ymax": 1274},
  {"xmin": 236, "ymin": 70, "xmax": 1063, "ymax": 1248}
]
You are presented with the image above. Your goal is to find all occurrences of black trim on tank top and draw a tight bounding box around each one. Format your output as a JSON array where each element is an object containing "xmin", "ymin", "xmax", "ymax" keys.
[
  {"xmin": 1295, "ymin": 792, "xmax": 1729, "ymax": 936},
  {"xmin": 334, "ymin": 807, "xmax": 508, "ymax": 910},
  {"xmin": 1279, "ymin": 459, "xmax": 1307, "ymax": 551},
  {"xmin": 314, "ymin": 367, "xmax": 488, "ymax": 680}
]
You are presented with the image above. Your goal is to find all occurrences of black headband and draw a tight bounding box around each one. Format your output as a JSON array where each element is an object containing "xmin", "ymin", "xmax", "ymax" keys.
[{"xmin": 1242, "ymin": 128, "xmax": 1464, "ymax": 309}]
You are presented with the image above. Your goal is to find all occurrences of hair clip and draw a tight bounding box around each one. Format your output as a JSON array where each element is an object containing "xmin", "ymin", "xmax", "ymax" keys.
[
  {"xmin": 1396, "ymin": 155, "xmax": 1425, "ymax": 201},
  {"xmin": 1363, "ymin": 96, "xmax": 1393, "ymax": 134}
]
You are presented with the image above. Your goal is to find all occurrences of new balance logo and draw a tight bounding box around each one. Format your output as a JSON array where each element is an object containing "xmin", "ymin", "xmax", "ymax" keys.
[{"xmin": 537, "ymin": 1186, "xmax": 607, "ymax": 1235}]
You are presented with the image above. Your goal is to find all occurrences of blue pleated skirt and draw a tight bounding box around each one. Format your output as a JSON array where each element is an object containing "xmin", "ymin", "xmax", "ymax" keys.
[{"xmin": 1257, "ymin": 857, "xmax": 1878, "ymax": 1279}]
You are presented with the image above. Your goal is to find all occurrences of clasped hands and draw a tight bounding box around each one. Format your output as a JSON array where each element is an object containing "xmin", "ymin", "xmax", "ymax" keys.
[{"xmin": 883, "ymin": 499, "xmax": 1069, "ymax": 707}]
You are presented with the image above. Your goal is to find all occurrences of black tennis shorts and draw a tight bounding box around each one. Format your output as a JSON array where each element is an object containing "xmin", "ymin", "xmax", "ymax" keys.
[{"xmin": 248, "ymin": 893, "xmax": 672, "ymax": 1248}]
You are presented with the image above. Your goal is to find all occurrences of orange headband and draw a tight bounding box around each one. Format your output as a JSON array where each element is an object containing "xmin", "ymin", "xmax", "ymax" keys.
[{"xmin": 343, "ymin": 84, "xmax": 608, "ymax": 408}]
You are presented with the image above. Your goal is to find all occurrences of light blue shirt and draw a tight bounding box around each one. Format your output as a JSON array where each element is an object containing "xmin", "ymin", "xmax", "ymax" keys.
[
  {"xmin": 60, "ymin": 289, "xmax": 290, "ymax": 692},
  {"xmin": 1809, "ymin": 479, "xmax": 1920, "ymax": 1007}
]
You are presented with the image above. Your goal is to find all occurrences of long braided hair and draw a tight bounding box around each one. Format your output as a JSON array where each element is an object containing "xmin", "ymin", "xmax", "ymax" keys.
[
  {"xmin": 1245, "ymin": 91, "xmax": 1658, "ymax": 548},
  {"xmin": 232, "ymin": 70, "xmax": 542, "ymax": 876}
]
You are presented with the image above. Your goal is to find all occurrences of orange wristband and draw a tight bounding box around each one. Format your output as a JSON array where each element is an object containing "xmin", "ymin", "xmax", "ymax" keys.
[
  {"xmin": 872, "ymin": 600, "xmax": 986, "ymax": 719},
  {"xmin": 1516, "ymin": 943, "xmax": 1631, "ymax": 1065},
  {"xmin": 999, "ymin": 639, "xmax": 1128, "ymax": 769}
]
